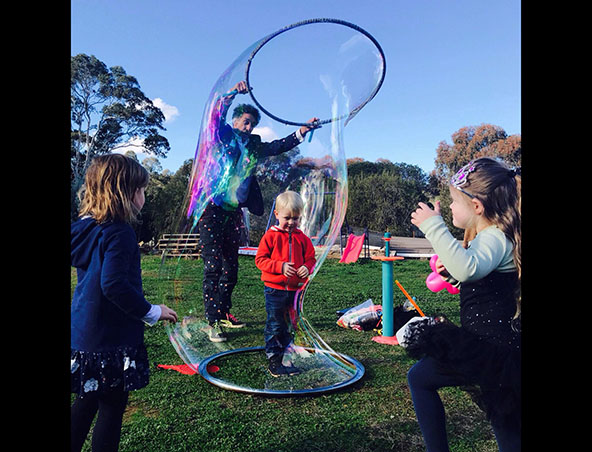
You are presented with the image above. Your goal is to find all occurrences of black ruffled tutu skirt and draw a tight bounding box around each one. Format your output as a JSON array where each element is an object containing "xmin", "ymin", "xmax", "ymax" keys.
[
  {"xmin": 71, "ymin": 345, "xmax": 150, "ymax": 397},
  {"xmin": 403, "ymin": 318, "xmax": 521, "ymax": 429}
]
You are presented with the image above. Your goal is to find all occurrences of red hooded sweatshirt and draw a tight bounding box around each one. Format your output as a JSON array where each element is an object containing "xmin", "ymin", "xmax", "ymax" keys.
[{"xmin": 255, "ymin": 226, "xmax": 316, "ymax": 290}]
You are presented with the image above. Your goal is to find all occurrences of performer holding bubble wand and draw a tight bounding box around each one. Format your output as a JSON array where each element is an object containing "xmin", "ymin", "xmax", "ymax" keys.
[{"xmin": 193, "ymin": 80, "xmax": 319, "ymax": 343}]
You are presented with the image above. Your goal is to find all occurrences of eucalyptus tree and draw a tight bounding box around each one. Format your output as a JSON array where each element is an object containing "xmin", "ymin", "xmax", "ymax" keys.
[{"xmin": 71, "ymin": 53, "xmax": 170, "ymax": 217}]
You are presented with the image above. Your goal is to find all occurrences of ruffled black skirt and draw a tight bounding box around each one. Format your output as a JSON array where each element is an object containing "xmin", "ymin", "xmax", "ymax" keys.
[
  {"xmin": 71, "ymin": 345, "xmax": 150, "ymax": 397},
  {"xmin": 404, "ymin": 318, "xmax": 521, "ymax": 429}
]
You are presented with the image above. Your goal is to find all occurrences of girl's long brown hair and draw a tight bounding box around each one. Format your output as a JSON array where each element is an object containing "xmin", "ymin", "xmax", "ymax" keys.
[
  {"xmin": 459, "ymin": 157, "xmax": 521, "ymax": 318},
  {"xmin": 78, "ymin": 154, "xmax": 150, "ymax": 224}
]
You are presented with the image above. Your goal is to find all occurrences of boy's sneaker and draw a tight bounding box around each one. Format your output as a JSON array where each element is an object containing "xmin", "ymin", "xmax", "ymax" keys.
[
  {"xmin": 268, "ymin": 356, "xmax": 290, "ymax": 377},
  {"xmin": 207, "ymin": 321, "xmax": 227, "ymax": 343},
  {"xmin": 268, "ymin": 356, "xmax": 301, "ymax": 377},
  {"xmin": 283, "ymin": 363, "xmax": 302, "ymax": 376},
  {"xmin": 219, "ymin": 313, "xmax": 246, "ymax": 329}
]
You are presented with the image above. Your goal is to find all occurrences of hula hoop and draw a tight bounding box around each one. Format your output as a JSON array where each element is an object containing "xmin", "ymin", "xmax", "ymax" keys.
[
  {"xmin": 198, "ymin": 346, "xmax": 365, "ymax": 396},
  {"xmin": 244, "ymin": 18, "xmax": 386, "ymax": 127}
]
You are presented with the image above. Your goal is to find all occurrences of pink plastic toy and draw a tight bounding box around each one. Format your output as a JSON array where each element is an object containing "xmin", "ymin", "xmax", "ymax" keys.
[{"xmin": 426, "ymin": 255, "xmax": 460, "ymax": 294}]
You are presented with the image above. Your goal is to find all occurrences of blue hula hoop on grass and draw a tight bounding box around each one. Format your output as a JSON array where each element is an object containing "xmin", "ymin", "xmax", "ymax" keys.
[{"xmin": 198, "ymin": 346, "xmax": 365, "ymax": 396}]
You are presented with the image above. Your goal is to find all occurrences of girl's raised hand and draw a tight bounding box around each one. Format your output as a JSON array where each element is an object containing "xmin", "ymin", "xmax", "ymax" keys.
[{"xmin": 411, "ymin": 201, "xmax": 441, "ymax": 227}]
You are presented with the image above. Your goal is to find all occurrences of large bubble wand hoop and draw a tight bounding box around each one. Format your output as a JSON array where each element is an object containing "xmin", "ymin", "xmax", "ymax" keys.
[{"xmin": 244, "ymin": 18, "xmax": 386, "ymax": 128}]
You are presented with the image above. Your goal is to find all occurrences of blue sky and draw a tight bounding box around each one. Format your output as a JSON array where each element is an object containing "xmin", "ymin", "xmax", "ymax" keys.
[{"xmin": 71, "ymin": 0, "xmax": 521, "ymax": 175}]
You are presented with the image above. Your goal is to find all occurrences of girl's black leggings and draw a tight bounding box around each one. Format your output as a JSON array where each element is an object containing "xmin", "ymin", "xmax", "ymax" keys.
[
  {"xmin": 407, "ymin": 357, "xmax": 520, "ymax": 452},
  {"xmin": 71, "ymin": 391, "xmax": 129, "ymax": 452}
]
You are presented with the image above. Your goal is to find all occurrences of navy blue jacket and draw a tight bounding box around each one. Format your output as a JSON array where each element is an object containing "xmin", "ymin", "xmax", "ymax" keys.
[
  {"xmin": 234, "ymin": 132, "xmax": 300, "ymax": 216},
  {"xmin": 71, "ymin": 218, "xmax": 151, "ymax": 352},
  {"xmin": 213, "ymin": 100, "xmax": 301, "ymax": 216}
]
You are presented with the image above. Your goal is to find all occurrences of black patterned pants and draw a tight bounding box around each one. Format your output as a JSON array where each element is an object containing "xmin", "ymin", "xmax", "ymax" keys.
[{"xmin": 198, "ymin": 202, "xmax": 241, "ymax": 323}]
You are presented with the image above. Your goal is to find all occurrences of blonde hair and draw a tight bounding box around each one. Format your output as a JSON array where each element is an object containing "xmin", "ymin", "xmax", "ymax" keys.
[
  {"xmin": 275, "ymin": 190, "xmax": 304, "ymax": 214},
  {"xmin": 455, "ymin": 157, "xmax": 521, "ymax": 317},
  {"xmin": 78, "ymin": 154, "xmax": 150, "ymax": 224}
]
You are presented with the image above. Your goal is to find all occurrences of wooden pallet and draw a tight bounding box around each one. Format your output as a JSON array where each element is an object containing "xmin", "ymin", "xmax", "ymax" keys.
[{"xmin": 157, "ymin": 233, "xmax": 200, "ymax": 257}]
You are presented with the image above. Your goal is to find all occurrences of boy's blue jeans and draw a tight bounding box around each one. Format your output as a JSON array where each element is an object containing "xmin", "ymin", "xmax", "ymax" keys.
[
  {"xmin": 407, "ymin": 356, "xmax": 520, "ymax": 452},
  {"xmin": 264, "ymin": 287, "xmax": 295, "ymax": 359}
]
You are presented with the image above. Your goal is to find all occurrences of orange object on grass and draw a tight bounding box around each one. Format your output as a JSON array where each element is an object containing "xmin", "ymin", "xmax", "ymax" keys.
[
  {"xmin": 370, "ymin": 256, "xmax": 404, "ymax": 261},
  {"xmin": 394, "ymin": 280, "xmax": 425, "ymax": 317}
]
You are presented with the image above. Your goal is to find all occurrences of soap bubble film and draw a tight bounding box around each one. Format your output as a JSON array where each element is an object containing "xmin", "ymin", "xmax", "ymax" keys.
[{"xmin": 158, "ymin": 19, "xmax": 385, "ymax": 394}]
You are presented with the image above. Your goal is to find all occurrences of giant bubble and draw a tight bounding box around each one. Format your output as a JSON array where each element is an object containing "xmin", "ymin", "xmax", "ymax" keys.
[{"xmin": 158, "ymin": 19, "xmax": 386, "ymax": 395}]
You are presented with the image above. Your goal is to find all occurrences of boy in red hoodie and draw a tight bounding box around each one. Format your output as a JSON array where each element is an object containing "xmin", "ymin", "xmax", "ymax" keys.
[{"xmin": 255, "ymin": 191, "xmax": 316, "ymax": 377}]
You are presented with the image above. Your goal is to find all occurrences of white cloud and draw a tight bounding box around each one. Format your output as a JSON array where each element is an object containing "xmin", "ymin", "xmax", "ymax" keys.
[
  {"xmin": 152, "ymin": 98, "xmax": 180, "ymax": 123},
  {"xmin": 252, "ymin": 126, "xmax": 279, "ymax": 142},
  {"xmin": 113, "ymin": 136, "xmax": 153, "ymax": 161}
]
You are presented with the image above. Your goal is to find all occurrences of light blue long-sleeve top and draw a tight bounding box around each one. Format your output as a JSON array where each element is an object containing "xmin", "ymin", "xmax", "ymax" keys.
[{"xmin": 418, "ymin": 215, "xmax": 515, "ymax": 283}]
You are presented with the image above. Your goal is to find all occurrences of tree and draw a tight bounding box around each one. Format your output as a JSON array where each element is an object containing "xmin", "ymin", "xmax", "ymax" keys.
[
  {"xmin": 136, "ymin": 159, "xmax": 193, "ymax": 242},
  {"xmin": 142, "ymin": 156, "xmax": 163, "ymax": 174},
  {"xmin": 71, "ymin": 54, "xmax": 170, "ymax": 218},
  {"xmin": 346, "ymin": 161, "xmax": 430, "ymax": 235},
  {"xmin": 433, "ymin": 124, "xmax": 521, "ymax": 238},
  {"xmin": 434, "ymin": 123, "xmax": 520, "ymax": 181}
]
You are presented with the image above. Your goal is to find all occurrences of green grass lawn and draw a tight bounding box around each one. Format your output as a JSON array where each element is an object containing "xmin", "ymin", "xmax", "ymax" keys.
[{"xmin": 71, "ymin": 255, "xmax": 498, "ymax": 452}]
